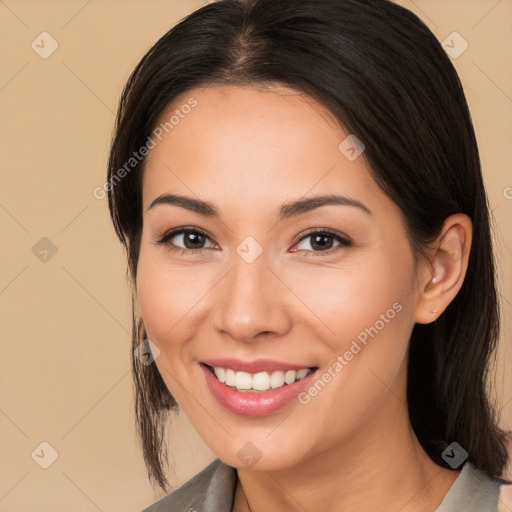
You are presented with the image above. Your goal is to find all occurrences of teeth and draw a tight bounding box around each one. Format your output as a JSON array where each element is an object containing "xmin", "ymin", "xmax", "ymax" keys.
[
  {"xmin": 214, "ymin": 367, "xmax": 226, "ymax": 383},
  {"xmin": 296, "ymin": 369, "xmax": 309, "ymax": 380},
  {"xmin": 284, "ymin": 370, "xmax": 296, "ymax": 385},
  {"xmin": 270, "ymin": 371, "xmax": 285, "ymax": 389},
  {"xmin": 252, "ymin": 372, "xmax": 270, "ymax": 391},
  {"xmin": 225, "ymin": 368, "xmax": 236, "ymax": 387},
  {"xmin": 235, "ymin": 371, "xmax": 252, "ymax": 390},
  {"xmin": 212, "ymin": 366, "xmax": 313, "ymax": 392}
]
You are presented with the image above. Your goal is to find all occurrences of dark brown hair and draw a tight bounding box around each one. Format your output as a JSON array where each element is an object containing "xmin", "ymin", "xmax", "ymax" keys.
[{"xmin": 107, "ymin": 0, "xmax": 510, "ymax": 492}]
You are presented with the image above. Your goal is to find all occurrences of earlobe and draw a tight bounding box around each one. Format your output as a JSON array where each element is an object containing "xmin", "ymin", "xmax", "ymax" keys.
[{"xmin": 414, "ymin": 214, "xmax": 472, "ymax": 325}]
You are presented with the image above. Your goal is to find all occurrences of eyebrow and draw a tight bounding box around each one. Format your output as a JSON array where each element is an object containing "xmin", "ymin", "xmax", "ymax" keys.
[{"xmin": 147, "ymin": 193, "xmax": 372, "ymax": 218}]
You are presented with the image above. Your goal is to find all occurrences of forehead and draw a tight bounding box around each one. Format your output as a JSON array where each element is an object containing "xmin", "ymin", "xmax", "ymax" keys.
[{"xmin": 141, "ymin": 84, "xmax": 388, "ymax": 219}]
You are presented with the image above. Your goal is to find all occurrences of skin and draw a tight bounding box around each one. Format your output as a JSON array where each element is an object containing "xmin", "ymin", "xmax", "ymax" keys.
[{"xmin": 136, "ymin": 84, "xmax": 472, "ymax": 512}]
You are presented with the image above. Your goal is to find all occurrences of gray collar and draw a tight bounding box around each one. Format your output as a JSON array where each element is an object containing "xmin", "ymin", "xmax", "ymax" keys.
[{"xmin": 142, "ymin": 458, "xmax": 510, "ymax": 512}]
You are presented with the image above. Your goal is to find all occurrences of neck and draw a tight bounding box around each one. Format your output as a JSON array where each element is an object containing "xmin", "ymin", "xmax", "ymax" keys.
[{"xmin": 233, "ymin": 381, "xmax": 459, "ymax": 512}]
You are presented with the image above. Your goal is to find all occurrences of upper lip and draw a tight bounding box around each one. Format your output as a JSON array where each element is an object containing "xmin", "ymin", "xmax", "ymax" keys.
[{"xmin": 201, "ymin": 358, "xmax": 317, "ymax": 374}]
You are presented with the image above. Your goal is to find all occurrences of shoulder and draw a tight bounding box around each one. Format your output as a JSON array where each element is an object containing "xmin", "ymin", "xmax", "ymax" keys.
[
  {"xmin": 141, "ymin": 458, "xmax": 238, "ymax": 512},
  {"xmin": 436, "ymin": 461, "xmax": 512, "ymax": 512}
]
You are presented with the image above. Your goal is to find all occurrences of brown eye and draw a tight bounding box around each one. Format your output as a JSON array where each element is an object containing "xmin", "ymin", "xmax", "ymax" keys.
[
  {"xmin": 156, "ymin": 227, "xmax": 216, "ymax": 253},
  {"xmin": 293, "ymin": 229, "xmax": 351, "ymax": 255}
]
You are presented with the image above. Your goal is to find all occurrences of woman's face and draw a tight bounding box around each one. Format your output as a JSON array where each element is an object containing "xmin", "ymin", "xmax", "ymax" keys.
[{"xmin": 137, "ymin": 84, "xmax": 428, "ymax": 470}]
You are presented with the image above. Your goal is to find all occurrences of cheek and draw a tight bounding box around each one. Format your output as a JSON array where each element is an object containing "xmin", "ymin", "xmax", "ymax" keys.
[
  {"xmin": 135, "ymin": 246, "xmax": 215, "ymax": 356},
  {"xmin": 135, "ymin": 253, "xmax": 200, "ymax": 400},
  {"xmin": 287, "ymin": 250, "xmax": 414, "ymax": 355},
  {"xmin": 135, "ymin": 247, "xmax": 183, "ymax": 349}
]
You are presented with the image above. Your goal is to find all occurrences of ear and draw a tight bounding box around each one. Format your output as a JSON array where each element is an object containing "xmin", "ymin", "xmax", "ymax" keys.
[{"xmin": 414, "ymin": 213, "xmax": 473, "ymax": 324}]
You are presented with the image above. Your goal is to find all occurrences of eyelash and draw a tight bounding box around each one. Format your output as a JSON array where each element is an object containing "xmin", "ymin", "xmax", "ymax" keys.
[{"xmin": 155, "ymin": 226, "xmax": 351, "ymax": 258}]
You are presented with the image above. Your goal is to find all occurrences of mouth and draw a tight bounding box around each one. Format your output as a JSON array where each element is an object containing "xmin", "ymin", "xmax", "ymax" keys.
[
  {"xmin": 200, "ymin": 361, "xmax": 320, "ymax": 417},
  {"xmin": 201, "ymin": 363, "xmax": 319, "ymax": 393}
]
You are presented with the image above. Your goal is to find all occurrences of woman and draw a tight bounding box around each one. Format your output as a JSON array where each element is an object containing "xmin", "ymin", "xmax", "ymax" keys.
[{"xmin": 106, "ymin": 0, "xmax": 511, "ymax": 510}]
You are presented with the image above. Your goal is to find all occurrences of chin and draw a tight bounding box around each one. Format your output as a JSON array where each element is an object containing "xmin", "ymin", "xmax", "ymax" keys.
[{"xmin": 207, "ymin": 436, "xmax": 308, "ymax": 472}]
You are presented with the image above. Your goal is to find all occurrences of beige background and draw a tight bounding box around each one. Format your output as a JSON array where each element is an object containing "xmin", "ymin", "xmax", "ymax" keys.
[{"xmin": 0, "ymin": 0, "xmax": 511, "ymax": 511}]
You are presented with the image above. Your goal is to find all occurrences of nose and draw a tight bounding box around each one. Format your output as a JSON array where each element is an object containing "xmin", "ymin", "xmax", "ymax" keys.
[{"xmin": 212, "ymin": 253, "xmax": 292, "ymax": 344}]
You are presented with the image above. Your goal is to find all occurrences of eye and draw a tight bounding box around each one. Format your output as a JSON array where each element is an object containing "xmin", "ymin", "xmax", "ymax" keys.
[
  {"xmin": 155, "ymin": 226, "xmax": 351, "ymax": 257},
  {"xmin": 291, "ymin": 229, "xmax": 351, "ymax": 256},
  {"xmin": 155, "ymin": 227, "xmax": 216, "ymax": 254}
]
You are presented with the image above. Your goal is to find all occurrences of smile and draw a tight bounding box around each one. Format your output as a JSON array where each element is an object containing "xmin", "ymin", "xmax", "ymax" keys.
[
  {"xmin": 200, "ymin": 362, "xmax": 320, "ymax": 417},
  {"xmin": 210, "ymin": 365, "xmax": 313, "ymax": 392}
]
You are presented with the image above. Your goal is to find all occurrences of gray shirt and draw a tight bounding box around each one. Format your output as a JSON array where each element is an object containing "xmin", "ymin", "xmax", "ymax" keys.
[{"xmin": 141, "ymin": 458, "xmax": 511, "ymax": 512}]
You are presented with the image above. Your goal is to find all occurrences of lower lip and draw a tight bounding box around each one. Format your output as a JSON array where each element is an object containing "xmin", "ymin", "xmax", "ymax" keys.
[{"xmin": 200, "ymin": 363, "xmax": 319, "ymax": 417}]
